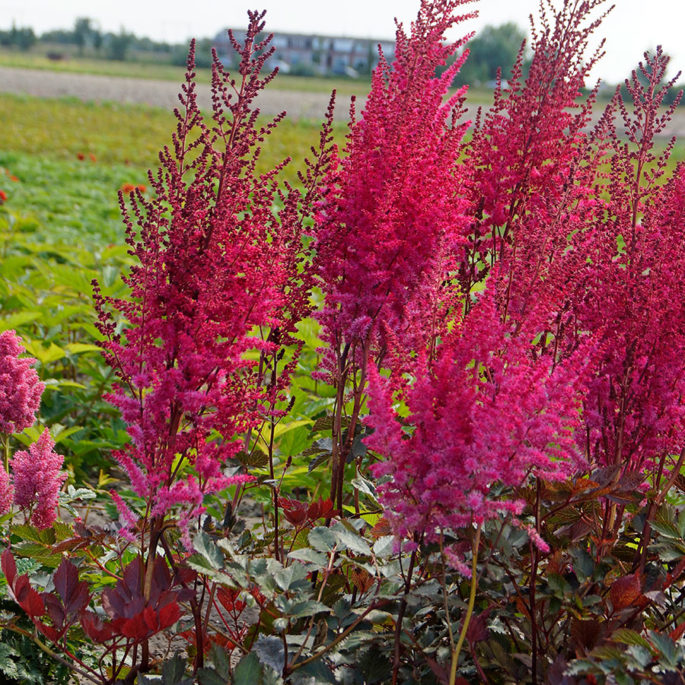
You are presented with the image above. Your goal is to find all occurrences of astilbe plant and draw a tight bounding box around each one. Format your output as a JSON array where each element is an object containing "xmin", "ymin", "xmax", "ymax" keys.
[
  {"xmin": 0, "ymin": 329, "xmax": 44, "ymax": 437},
  {"xmin": 574, "ymin": 49, "xmax": 685, "ymax": 478},
  {"xmin": 89, "ymin": 10, "xmax": 334, "ymax": 675},
  {"xmin": 10, "ymin": 429, "xmax": 66, "ymax": 530},
  {"xmin": 315, "ymin": 0, "xmax": 476, "ymax": 509},
  {"xmin": 93, "ymin": 13, "xmax": 324, "ymax": 551},
  {"xmin": 462, "ymin": 0, "xmax": 612, "ymax": 331},
  {"xmin": 6, "ymin": 1, "xmax": 685, "ymax": 683},
  {"xmin": 366, "ymin": 293, "xmax": 588, "ymax": 571}
]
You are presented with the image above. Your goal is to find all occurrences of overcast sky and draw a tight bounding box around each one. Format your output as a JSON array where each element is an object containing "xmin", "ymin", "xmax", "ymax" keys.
[{"xmin": 2, "ymin": 0, "xmax": 683, "ymax": 85}]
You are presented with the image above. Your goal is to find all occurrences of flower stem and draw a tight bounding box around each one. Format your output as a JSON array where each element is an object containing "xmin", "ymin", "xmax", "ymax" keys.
[{"xmin": 450, "ymin": 525, "xmax": 482, "ymax": 685}]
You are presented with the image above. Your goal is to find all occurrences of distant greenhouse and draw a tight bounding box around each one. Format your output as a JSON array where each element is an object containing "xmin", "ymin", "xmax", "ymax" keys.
[{"xmin": 213, "ymin": 28, "xmax": 396, "ymax": 77}]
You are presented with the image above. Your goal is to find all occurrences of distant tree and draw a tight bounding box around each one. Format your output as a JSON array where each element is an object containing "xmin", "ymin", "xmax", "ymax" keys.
[
  {"xmin": 73, "ymin": 17, "xmax": 93, "ymax": 56},
  {"xmin": 92, "ymin": 28, "xmax": 103, "ymax": 54},
  {"xmin": 8, "ymin": 24, "xmax": 36, "ymax": 51},
  {"xmin": 39, "ymin": 29, "xmax": 74, "ymax": 45},
  {"xmin": 447, "ymin": 22, "xmax": 526, "ymax": 87},
  {"xmin": 107, "ymin": 29, "xmax": 133, "ymax": 61}
]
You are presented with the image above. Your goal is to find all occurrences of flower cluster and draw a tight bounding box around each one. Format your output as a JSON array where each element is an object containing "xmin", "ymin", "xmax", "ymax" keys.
[
  {"xmin": 94, "ymin": 14, "xmax": 331, "ymax": 547},
  {"xmin": 0, "ymin": 330, "xmax": 64, "ymax": 528},
  {"xmin": 0, "ymin": 329, "xmax": 44, "ymax": 434},
  {"xmin": 315, "ymin": 0, "xmax": 476, "ymax": 370},
  {"xmin": 11, "ymin": 429, "xmax": 66, "ymax": 529},
  {"xmin": 571, "ymin": 49, "xmax": 685, "ymax": 474},
  {"xmin": 365, "ymin": 294, "xmax": 587, "ymax": 568}
]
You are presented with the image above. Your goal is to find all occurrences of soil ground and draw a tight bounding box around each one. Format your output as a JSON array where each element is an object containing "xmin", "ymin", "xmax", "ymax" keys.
[{"xmin": 0, "ymin": 66, "xmax": 355, "ymax": 122}]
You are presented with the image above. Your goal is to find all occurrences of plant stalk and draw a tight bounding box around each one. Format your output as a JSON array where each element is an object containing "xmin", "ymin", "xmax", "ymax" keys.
[{"xmin": 449, "ymin": 525, "xmax": 482, "ymax": 685}]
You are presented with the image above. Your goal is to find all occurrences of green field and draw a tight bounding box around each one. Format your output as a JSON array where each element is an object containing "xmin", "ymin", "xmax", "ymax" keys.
[{"xmin": 0, "ymin": 93, "xmax": 349, "ymax": 246}]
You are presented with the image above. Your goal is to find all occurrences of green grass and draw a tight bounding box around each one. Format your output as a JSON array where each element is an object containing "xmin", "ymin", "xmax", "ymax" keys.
[{"xmin": 0, "ymin": 93, "xmax": 347, "ymax": 203}]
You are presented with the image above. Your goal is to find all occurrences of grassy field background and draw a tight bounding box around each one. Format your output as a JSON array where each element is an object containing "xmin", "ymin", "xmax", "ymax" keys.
[{"xmin": 0, "ymin": 93, "xmax": 348, "ymax": 245}]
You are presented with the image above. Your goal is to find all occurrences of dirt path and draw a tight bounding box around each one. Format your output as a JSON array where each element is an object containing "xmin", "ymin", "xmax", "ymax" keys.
[
  {"xmin": 2, "ymin": 65, "xmax": 685, "ymax": 138},
  {"xmin": 0, "ymin": 66, "xmax": 353, "ymax": 122}
]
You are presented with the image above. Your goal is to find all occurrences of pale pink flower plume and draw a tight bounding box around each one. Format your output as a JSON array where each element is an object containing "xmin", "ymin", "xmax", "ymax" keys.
[
  {"xmin": 0, "ymin": 467, "xmax": 13, "ymax": 516},
  {"xmin": 11, "ymin": 429, "xmax": 66, "ymax": 529},
  {"xmin": 0, "ymin": 330, "xmax": 44, "ymax": 434}
]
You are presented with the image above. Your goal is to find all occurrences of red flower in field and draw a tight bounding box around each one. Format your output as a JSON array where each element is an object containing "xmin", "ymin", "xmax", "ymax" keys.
[
  {"xmin": 8, "ymin": 175, "xmax": 18, "ymax": 182},
  {"xmin": 76, "ymin": 153, "xmax": 85, "ymax": 161},
  {"xmin": 0, "ymin": 190, "xmax": 6, "ymax": 204},
  {"xmin": 120, "ymin": 183, "xmax": 146, "ymax": 195},
  {"xmin": 89, "ymin": 153, "xmax": 96, "ymax": 162}
]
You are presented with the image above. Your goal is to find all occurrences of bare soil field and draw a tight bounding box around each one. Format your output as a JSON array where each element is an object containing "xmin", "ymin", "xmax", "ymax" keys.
[
  {"xmin": 0, "ymin": 66, "xmax": 355, "ymax": 121},
  {"xmin": 2, "ymin": 65, "xmax": 685, "ymax": 137}
]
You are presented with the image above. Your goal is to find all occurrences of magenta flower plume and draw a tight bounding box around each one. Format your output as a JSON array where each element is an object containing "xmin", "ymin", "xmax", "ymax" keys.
[
  {"xmin": 315, "ymin": 0, "xmax": 476, "ymax": 369},
  {"xmin": 94, "ymin": 12, "xmax": 331, "ymax": 541},
  {"xmin": 0, "ymin": 467, "xmax": 12, "ymax": 516},
  {"xmin": 11, "ymin": 429, "xmax": 66, "ymax": 529},
  {"xmin": 572, "ymin": 49, "xmax": 685, "ymax": 475},
  {"xmin": 462, "ymin": 0, "xmax": 612, "ymax": 326},
  {"xmin": 365, "ymin": 293, "xmax": 587, "ymax": 571},
  {"xmin": 0, "ymin": 330, "xmax": 44, "ymax": 435}
]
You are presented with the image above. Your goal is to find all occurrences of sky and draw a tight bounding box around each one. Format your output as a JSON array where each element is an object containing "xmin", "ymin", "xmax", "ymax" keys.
[{"xmin": 2, "ymin": 0, "xmax": 684, "ymax": 85}]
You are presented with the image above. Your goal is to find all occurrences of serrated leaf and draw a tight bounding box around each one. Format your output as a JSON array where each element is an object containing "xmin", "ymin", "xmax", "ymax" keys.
[
  {"xmin": 352, "ymin": 473, "xmax": 378, "ymax": 502},
  {"xmin": 648, "ymin": 630, "xmax": 677, "ymax": 665},
  {"xmin": 373, "ymin": 536, "xmax": 395, "ymax": 558},
  {"xmin": 308, "ymin": 527, "xmax": 336, "ymax": 552},
  {"xmin": 193, "ymin": 531, "xmax": 224, "ymax": 570},
  {"xmin": 233, "ymin": 653, "xmax": 264, "ymax": 684},
  {"xmin": 273, "ymin": 562, "xmax": 309, "ymax": 591},
  {"xmin": 308, "ymin": 450, "xmax": 332, "ymax": 472},
  {"xmin": 310, "ymin": 416, "xmax": 333, "ymax": 433},
  {"xmin": 331, "ymin": 522, "xmax": 371, "ymax": 555},
  {"xmin": 254, "ymin": 635, "xmax": 286, "ymax": 674},
  {"xmin": 611, "ymin": 628, "xmax": 652, "ymax": 649},
  {"xmin": 161, "ymin": 654, "xmax": 189, "ymax": 684},
  {"xmin": 288, "ymin": 547, "xmax": 328, "ymax": 567},
  {"xmin": 291, "ymin": 658, "xmax": 336, "ymax": 684},
  {"xmin": 196, "ymin": 668, "xmax": 225, "ymax": 685}
]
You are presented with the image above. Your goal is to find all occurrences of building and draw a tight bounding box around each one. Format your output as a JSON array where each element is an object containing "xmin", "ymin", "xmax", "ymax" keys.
[{"xmin": 214, "ymin": 29, "xmax": 395, "ymax": 78}]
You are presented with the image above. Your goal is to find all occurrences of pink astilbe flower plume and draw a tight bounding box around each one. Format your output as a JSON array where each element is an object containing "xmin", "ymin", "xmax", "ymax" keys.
[
  {"xmin": 365, "ymin": 292, "xmax": 588, "ymax": 571},
  {"xmin": 0, "ymin": 467, "xmax": 12, "ymax": 516},
  {"xmin": 462, "ymin": 0, "xmax": 612, "ymax": 328},
  {"xmin": 314, "ymin": 0, "xmax": 476, "ymax": 509},
  {"xmin": 94, "ymin": 13, "xmax": 332, "ymax": 544},
  {"xmin": 572, "ymin": 49, "xmax": 685, "ymax": 476},
  {"xmin": 0, "ymin": 330, "xmax": 44, "ymax": 435},
  {"xmin": 11, "ymin": 429, "xmax": 66, "ymax": 529},
  {"xmin": 316, "ymin": 0, "xmax": 476, "ymax": 368}
]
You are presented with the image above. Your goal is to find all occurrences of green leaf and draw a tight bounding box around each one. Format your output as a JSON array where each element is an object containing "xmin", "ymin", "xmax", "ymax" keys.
[
  {"xmin": 22, "ymin": 340, "xmax": 66, "ymax": 365},
  {"xmin": 65, "ymin": 342, "xmax": 102, "ymax": 355},
  {"xmin": 272, "ymin": 561, "xmax": 309, "ymax": 591},
  {"xmin": 611, "ymin": 628, "xmax": 652, "ymax": 649},
  {"xmin": 288, "ymin": 547, "xmax": 328, "ymax": 568},
  {"xmin": 0, "ymin": 311, "xmax": 41, "ymax": 331},
  {"xmin": 232, "ymin": 653, "xmax": 264, "ymax": 684},
  {"xmin": 196, "ymin": 669, "xmax": 226, "ymax": 685},
  {"xmin": 308, "ymin": 527, "xmax": 336, "ymax": 552},
  {"xmin": 351, "ymin": 472, "xmax": 378, "ymax": 502},
  {"xmin": 254, "ymin": 635, "xmax": 285, "ymax": 674},
  {"xmin": 373, "ymin": 536, "xmax": 395, "ymax": 558},
  {"xmin": 648, "ymin": 631, "xmax": 677, "ymax": 666},
  {"xmin": 161, "ymin": 654, "xmax": 190, "ymax": 684},
  {"xmin": 331, "ymin": 522, "xmax": 371, "ymax": 555},
  {"xmin": 193, "ymin": 531, "xmax": 224, "ymax": 570}
]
